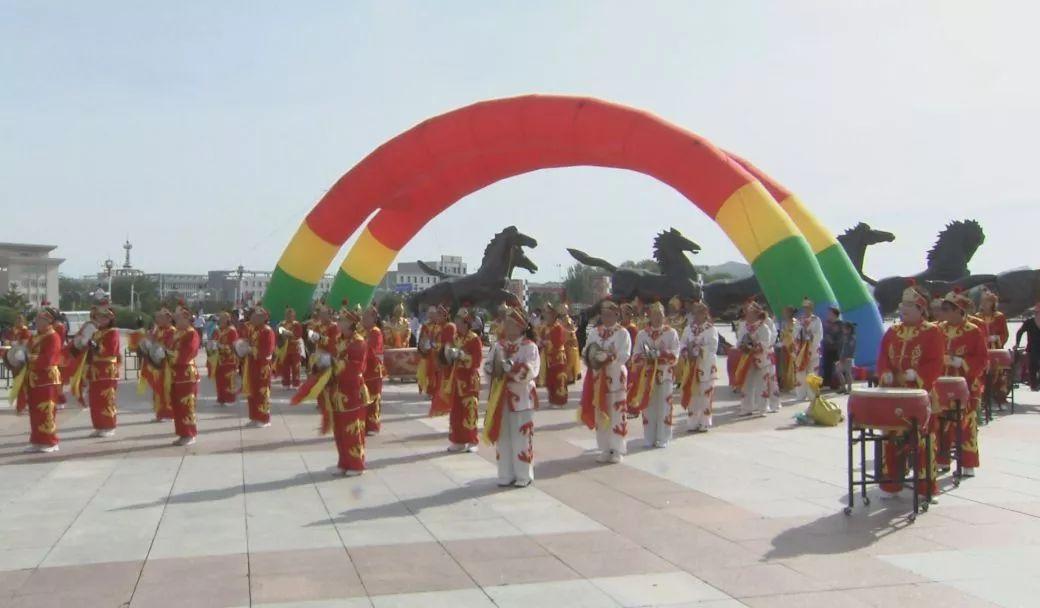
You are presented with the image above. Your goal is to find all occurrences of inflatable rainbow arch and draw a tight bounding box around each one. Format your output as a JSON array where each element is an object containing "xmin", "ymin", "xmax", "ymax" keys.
[{"xmin": 263, "ymin": 95, "xmax": 883, "ymax": 366}]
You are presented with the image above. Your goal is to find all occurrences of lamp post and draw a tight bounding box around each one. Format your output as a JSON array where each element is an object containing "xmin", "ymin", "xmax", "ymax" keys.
[
  {"xmin": 235, "ymin": 265, "xmax": 245, "ymax": 307},
  {"xmin": 104, "ymin": 258, "xmax": 114, "ymax": 300}
]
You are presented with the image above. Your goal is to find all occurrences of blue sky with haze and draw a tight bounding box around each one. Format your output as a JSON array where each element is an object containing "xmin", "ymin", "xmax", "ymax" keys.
[{"xmin": 2, "ymin": 1, "xmax": 1035, "ymax": 281}]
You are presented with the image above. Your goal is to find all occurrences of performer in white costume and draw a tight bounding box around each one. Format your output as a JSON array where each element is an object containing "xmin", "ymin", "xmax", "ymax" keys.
[
  {"xmin": 483, "ymin": 307, "xmax": 540, "ymax": 487},
  {"xmin": 763, "ymin": 311, "xmax": 782, "ymax": 413},
  {"xmin": 736, "ymin": 301, "xmax": 773, "ymax": 417},
  {"xmin": 580, "ymin": 301, "xmax": 632, "ymax": 464},
  {"xmin": 631, "ymin": 302, "xmax": 680, "ymax": 448},
  {"xmin": 793, "ymin": 297, "xmax": 823, "ymax": 401},
  {"xmin": 680, "ymin": 302, "xmax": 718, "ymax": 432}
]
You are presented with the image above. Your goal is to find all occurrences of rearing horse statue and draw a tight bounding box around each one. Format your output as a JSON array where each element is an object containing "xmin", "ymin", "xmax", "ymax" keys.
[
  {"xmin": 567, "ymin": 228, "xmax": 702, "ymax": 303},
  {"xmin": 873, "ymin": 220, "xmax": 989, "ymax": 315},
  {"xmin": 408, "ymin": 226, "xmax": 537, "ymax": 314}
]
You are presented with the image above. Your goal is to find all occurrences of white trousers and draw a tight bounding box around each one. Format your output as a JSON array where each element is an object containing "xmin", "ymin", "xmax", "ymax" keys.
[
  {"xmin": 595, "ymin": 390, "xmax": 627, "ymax": 455},
  {"xmin": 687, "ymin": 383, "xmax": 714, "ymax": 430},
  {"xmin": 496, "ymin": 408, "xmax": 534, "ymax": 485},
  {"xmin": 642, "ymin": 383, "xmax": 673, "ymax": 446},
  {"xmin": 740, "ymin": 367, "xmax": 769, "ymax": 415}
]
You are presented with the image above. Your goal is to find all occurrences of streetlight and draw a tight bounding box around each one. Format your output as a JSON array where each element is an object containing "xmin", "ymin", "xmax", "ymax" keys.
[
  {"xmin": 235, "ymin": 265, "xmax": 245, "ymax": 307},
  {"xmin": 104, "ymin": 258, "xmax": 114, "ymax": 300}
]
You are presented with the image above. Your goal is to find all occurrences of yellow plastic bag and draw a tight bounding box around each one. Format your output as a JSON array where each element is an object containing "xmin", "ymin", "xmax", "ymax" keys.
[{"xmin": 805, "ymin": 374, "xmax": 843, "ymax": 426}]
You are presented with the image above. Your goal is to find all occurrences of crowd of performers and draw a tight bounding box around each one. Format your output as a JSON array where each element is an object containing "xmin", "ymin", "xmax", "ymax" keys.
[{"xmin": 4, "ymin": 285, "xmax": 1032, "ymax": 501}]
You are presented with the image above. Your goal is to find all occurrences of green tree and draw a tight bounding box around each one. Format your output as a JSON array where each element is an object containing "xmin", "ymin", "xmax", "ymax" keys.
[
  {"xmin": 702, "ymin": 271, "xmax": 734, "ymax": 283},
  {"xmin": 110, "ymin": 276, "xmax": 161, "ymax": 313},
  {"xmin": 376, "ymin": 294, "xmax": 405, "ymax": 318},
  {"xmin": 563, "ymin": 263, "xmax": 607, "ymax": 305},
  {"xmin": 1, "ymin": 286, "xmax": 29, "ymax": 311},
  {"xmin": 619, "ymin": 259, "xmax": 660, "ymax": 273},
  {"xmin": 527, "ymin": 290, "xmax": 561, "ymax": 312}
]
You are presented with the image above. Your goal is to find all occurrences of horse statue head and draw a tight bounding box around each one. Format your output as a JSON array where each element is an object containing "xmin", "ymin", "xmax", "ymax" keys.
[
  {"xmin": 477, "ymin": 225, "xmax": 538, "ymax": 279},
  {"xmin": 652, "ymin": 228, "xmax": 701, "ymax": 281},
  {"xmin": 925, "ymin": 219, "xmax": 985, "ymax": 281},
  {"xmin": 837, "ymin": 222, "xmax": 895, "ymax": 285}
]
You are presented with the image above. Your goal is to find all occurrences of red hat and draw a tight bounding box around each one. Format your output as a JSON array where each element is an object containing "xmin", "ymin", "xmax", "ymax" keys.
[
  {"xmin": 36, "ymin": 300, "xmax": 58, "ymax": 323},
  {"xmin": 943, "ymin": 287, "xmax": 972, "ymax": 312},
  {"xmin": 901, "ymin": 279, "xmax": 930, "ymax": 311}
]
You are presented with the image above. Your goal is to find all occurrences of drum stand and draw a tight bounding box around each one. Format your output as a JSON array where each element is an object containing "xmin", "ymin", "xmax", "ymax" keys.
[
  {"xmin": 983, "ymin": 367, "xmax": 1014, "ymax": 425},
  {"xmin": 937, "ymin": 398, "xmax": 964, "ymax": 486},
  {"xmin": 846, "ymin": 414, "xmax": 932, "ymax": 522}
]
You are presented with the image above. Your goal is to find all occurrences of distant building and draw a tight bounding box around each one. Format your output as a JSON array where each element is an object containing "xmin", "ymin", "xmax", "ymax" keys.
[
  {"xmin": 148, "ymin": 273, "xmax": 209, "ymax": 301},
  {"xmin": 207, "ymin": 270, "xmax": 335, "ymax": 306},
  {"xmin": 504, "ymin": 279, "xmax": 526, "ymax": 305},
  {"xmin": 591, "ymin": 275, "xmax": 612, "ymax": 301},
  {"xmin": 385, "ymin": 255, "xmax": 467, "ymax": 295},
  {"xmin": 0, "ymin": 242, "xmax": 64, "ymax": 307}
]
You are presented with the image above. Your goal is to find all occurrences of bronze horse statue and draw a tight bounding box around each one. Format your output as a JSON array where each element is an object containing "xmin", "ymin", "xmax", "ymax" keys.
[
  {"xmin": 873, "ymin": 220, "xmax": 989, "ymax": 315},
  {"xmin": 567, "ymin": 228, "xmax": 702, "ymax": 303},
  {"xmin": 408, "ymin": 226, "xmax": 537, "ymax": 314},
  {"xmin": 703, "ymin": 223, "xmax": 895, "ymax": 315}
]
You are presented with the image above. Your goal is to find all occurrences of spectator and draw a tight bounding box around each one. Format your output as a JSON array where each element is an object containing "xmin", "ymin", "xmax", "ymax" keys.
[
  {"xmin": 821, "ymin": 307, "xmax": 843, "ymax": 389},
  {"xmin": 836, "ymin": 322, "xmax": 857, "ymax": 394},
  {"xmin": 1015, "ymin": 302, "xmax": 1040, "ymax": 391}
]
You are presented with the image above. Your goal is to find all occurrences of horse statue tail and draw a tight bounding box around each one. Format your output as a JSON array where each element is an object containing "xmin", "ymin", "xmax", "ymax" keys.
[
  {"xmin": 567, "ymin": 248, "xmax": 617, "ymax": 273},
  {"xmin": 417, "ymin": 260, "xmax": 451, "ymax": 279}
]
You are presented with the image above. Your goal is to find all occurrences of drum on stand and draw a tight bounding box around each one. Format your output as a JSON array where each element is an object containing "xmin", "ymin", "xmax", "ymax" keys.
[
  {"xmin": 845, "ymin": 387, "xmax": 933, "ymax": 521},
  {"xmin": 935, "ymin": 376, "xmax": 969, "ymax": 484},
  {"xmin": 985, "ymin": 349, "xmax": 1015, "ymax": 419}
]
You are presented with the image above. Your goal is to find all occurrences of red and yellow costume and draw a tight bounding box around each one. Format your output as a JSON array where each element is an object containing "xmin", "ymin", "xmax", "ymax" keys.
[
  {"xmin": 140, "ymin": 317, "xmax": 176, "ymax": 421},
  {"xmin": 877, "ymin": 284, "xmax": 945, "ymax": 496},
  {"xmin": 447, "ymin": 313, "xmax": 483, "ymax": 447},
  {"xmin": 978, "ymin": 290, "xmax": 1010, "ymax": 403},
  {"xmin": 562, "ymin": 314, "xmax": 581, "ymax": 383},
  {"xmin": 542, "ymin": 311, "xmax": 569, "ymax": 407},
  {"xmin": 333, "ymin": 314, "xmax": 369, "ymax": 474},
  {"xmin": 169, "ymin": 322, "xmax": 201, "ymax": 440},
  {"xmin": 937, "ymin": 291, "xmax": 988, "ymax": 470},
  {"xmin": 87, "ymin": 316, "xmax": 121, "ymax": 432},
  {"xmin": 244, "ymin": 316, "xmax": 276, "ymax": 424},
  {"xmin": 10, "ymin": 319, "xmax": 32, "ymax": 414},
  {"xmin": 416, "ymin": 318, "xmax": 440, "ymax": 396},
  {"xmin": 363, "ymin": 321, "xmax": 386, "ymax": 434},
  {"xmin": 211, "ymin": 319, "xmax": 240, "ymax": 405},
  {"xmin": 385, "ymin": 304, "xmax": 411, "ymax": 348},
  {"xmin": 19, "ymin": 314, "xmax": 63, "ymax": 448},
  {"xmin": 429, "ymin": 316, "xmax": 457, "ymax": 416},
  {"xmin": 276, "ymin": 315, "xmax": 303, "ymax": 388},
  {"xmin": 620, "ymin": 305, "xmax": 640, "ymax": 409}
]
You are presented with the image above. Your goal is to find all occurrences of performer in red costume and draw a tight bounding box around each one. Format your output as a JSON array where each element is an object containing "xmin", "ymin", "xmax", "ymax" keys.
[
  {"xmin": 445, "ymin": 307, "xmax": 483, "ymax": 453},
  {"xmin": 276, "ymin": 307, "xmax": 304, "ymax": 389},
  {"xmin": 361, "ymin": 305, "xmax": 386, "ymax": 435},
  {"xmin": 936, "ymin": 289, "xmax": 988, "ymax": 477},
  {"xmin": 333, "ymin": 303, "xmax": 369, "ymax": 476},
  {"xmin": 541, "ymin": 303, "xmax": 569, "ymax": 407},
  {"xmin": 86, "ymin": 300, "xmax": 121, "ymax": 437},
  {"xmin": 15, "ymin": 304, "xmax": 63, "ymax": 452},
  {"xmin": 243, "ymin": 307, "xmax": 276, "ymax": 427},
  {"xmin": 429, "ymin": 304, "xmax": 457, "ymax": 417},
  {"xmin": 877, "ymin": 281, "xmax": 945, "ymax": 499},
  {"xmin": 211, "ymin": 311, "xmax": 240, "ymax": 405},
  {"xmin": 169, "ymin": 304, "xmax": 201, "ymax": 446}
]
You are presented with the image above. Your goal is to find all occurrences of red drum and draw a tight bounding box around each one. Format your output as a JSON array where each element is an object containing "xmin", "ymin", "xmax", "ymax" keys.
[
  {"xmin": 848, "ymin": 387, "xmax": 931, "ymax": 430},
  {"xmin": 988, "ymin": 349, "xmax": 1012, "ymax": 369},
  {"xmin": 934, "ymin": 376, "xmax": 969, "ymax": 411},
  {"xmin": 384, "ymin": 348, "xmax": 421, "ymax": 379}
]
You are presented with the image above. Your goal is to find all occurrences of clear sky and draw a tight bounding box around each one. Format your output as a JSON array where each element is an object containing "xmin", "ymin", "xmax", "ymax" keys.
[{"xmin": 2, "ymin": 1, "xmax": 1036, "ymax": 283}]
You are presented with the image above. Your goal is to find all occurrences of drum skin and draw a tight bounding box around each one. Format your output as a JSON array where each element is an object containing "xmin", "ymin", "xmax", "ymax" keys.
[
  {"xmin": 848, "ymin": 387, "xmax": 931, "ymax": 430},
  {"xmin": 988, "ymin": 349, "xmax": 1012, "ymax": 369},
  {"xmin": 385, "ymin": 348, "xmax": 420, "ymax": 379},
  {"xmin": 934, "ymin": 376, "xmax": 969, "ymax": 410}
]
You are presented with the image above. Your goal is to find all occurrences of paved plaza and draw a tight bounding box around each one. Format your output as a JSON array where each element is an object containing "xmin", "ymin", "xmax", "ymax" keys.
[{"xmin": 1, "ymin": 358, "xmax": 1038, "ymax": 608}]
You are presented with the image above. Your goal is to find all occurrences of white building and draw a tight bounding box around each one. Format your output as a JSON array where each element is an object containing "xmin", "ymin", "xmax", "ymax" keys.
[
  {"xmin": 386, "ymin": 255, "xmax": 467, "ymax": 294},
  {"xmin": 0, "ymin": 242, "xmax": 63, "ymax": 307},
  {"xmin": 207, "ymin": 269, "xmax": 335, "ymax": 305}
]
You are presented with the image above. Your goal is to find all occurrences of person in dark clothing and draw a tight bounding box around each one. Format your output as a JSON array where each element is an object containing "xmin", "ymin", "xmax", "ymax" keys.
[
  {"xmin": 821, "ymin": 307, "xmax": 843, "ymax": 389},
  {"xmin": 1015, "ymin": 303, "xmax": 1040, "ymax": 391}
]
